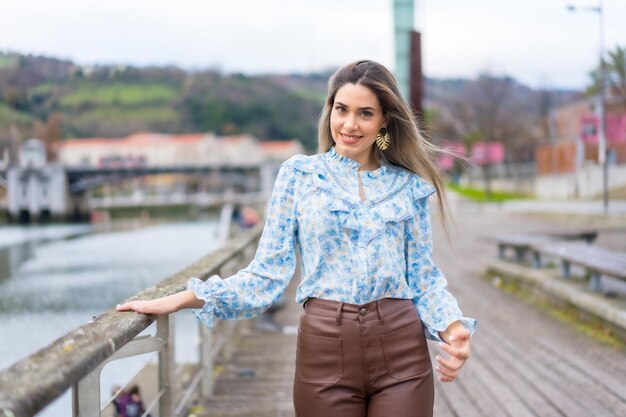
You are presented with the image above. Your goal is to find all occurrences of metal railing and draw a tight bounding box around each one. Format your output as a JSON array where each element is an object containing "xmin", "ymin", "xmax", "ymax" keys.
[{"xmin": 0, "ymin": 224, "xmax": 263, "ymax": 417}]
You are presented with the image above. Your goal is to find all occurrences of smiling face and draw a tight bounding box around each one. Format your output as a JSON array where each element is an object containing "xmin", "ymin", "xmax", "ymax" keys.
[{"xmin": 330, "ymin": 83, "xmax": 388, "ymax": 168}]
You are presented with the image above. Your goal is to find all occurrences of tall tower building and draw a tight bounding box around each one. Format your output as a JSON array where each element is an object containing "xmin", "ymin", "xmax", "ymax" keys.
[{"xmin": 393, "ymin": 0, "xmax": 415, "ymax": 100}]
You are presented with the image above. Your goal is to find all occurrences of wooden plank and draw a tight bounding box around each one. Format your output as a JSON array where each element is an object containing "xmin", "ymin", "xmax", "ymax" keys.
[
  {"xmin": 477, "ymin": 284, "xmax": 626, "ymax": 405},
  {"xmin": 527, "ymin": 333, "xmax": 626, "ymax": 404},
  {"xmin": 434, "ymin": 361, "xmax": 483, "ymax": 417},
  {"xmin": 433, "ymin": 384, "xmax": 457, "ymax": 417},
  {"xmin": 480, "ymin": 324, "xmax": 621, "ymax": 417},
  {"xmin": 547, "ymin": 229, "xmax": 598, "ymax": 243},
  {"xmin": 438, "ymin": 211, "xmax": 626, "ymax": 415},
  {"xmin": 448, "ymin": 248, "xmax": 626, "ymax": 417},
  {"xmin": 469, "ymin": 332, "xmax": 563, "ymax": 417},
  {"xmin": 533, "ymin": 242, "xmax": 626, "ymax": 279},
  {"xmin": 456, "ymin": 338, "xmax": 535, "ymax": 417},
  {"xmin": 452, "ymin": 340, "xmax": 511, "ymax": 417},
  {"xmin": 494, "ymin": 234, "xmax": 556, "ymax": 249}
]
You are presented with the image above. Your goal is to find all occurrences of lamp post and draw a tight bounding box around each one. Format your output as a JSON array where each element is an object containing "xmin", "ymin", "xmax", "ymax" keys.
[{"xmin": 567, "ymin": 1, "xmax": 608, "ymax": 212}]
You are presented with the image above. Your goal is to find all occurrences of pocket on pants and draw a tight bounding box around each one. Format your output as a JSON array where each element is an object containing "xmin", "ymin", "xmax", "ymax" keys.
[
  {"xmin": 381, "ymin": 321, "xmax": 431, "ymax": 380},
  {"xmin": 296, "ymin": 331, "xmax": 343, "ymax": 384}
]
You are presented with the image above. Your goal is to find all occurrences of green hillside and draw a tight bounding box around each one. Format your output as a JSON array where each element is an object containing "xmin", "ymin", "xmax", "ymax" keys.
[
  {"xmin": 0, "ymin": 52, "xmax": 324, "ymax": 150},
  {"xmin": 0, "ymin": 103, "xmax": 33, "ymax": 125}
]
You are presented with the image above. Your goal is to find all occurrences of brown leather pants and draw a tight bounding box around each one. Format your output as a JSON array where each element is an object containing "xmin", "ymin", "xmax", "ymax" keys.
[{"xmin": 293, "ymin": 298, "xmax": 434, "ymax": 417}]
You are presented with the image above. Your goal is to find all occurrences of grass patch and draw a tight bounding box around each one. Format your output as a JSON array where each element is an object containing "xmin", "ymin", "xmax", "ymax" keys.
[
  {"xmin": 31, "ymin": 83, "xmax": 59, "ymax": 94},
  {"xmin": 0, "ymin": 103, "xmax": 34, "ymax": 124},
  {"xmin": 59, "ymin": 83, "xmax": 179, "ymax": 108},
  {"xmin": 447, "ymin": 183, "xmax": 530, "ymax": 202},
  {"xmin": 0, "ymin": 54, "xmax": 17, "ymax": 69},
  {"xmin": 72, "ymin": 105, "xmax": 180, "ymax": 125},
  {"xmin": 486, "ymin": 272, "xmax": 625, "ymax": 349}
]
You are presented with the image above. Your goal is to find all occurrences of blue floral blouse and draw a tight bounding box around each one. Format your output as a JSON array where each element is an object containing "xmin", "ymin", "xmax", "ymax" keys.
[{"xmin": 188, "ymin": 147, "xmax": 476, "ymax": 341}]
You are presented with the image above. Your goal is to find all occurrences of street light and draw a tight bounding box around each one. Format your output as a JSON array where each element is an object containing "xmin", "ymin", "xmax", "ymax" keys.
[{"xmin": 567, "ymin": 1, "xmax": 609, "ymax": 212}]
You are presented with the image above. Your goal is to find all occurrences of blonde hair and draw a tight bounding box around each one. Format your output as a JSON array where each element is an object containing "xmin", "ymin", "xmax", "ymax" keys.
[{"xmin": 318, "ymin": 60, "xmax": 449, "ymax": 226}]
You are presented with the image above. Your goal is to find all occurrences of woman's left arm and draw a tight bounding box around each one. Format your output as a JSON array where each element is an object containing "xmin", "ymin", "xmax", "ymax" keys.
[{"xmin": 404, "ymin": 194, "xmax": 476, "ymax": 382}]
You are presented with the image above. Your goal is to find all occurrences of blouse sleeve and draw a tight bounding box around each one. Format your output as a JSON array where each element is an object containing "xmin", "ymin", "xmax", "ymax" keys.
[
  {"xmin": 188, "ymin": 163, "xmax": 299, "ymax": 328},
  {"xmin": 405, "ymin": 195, "xmax": 476, "ymax": 341}
]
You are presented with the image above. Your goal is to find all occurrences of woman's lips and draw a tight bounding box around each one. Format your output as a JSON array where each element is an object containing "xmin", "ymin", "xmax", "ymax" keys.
[{"xmin": 341, "ymin": 133, "xmax": 362, "ymax": 144}]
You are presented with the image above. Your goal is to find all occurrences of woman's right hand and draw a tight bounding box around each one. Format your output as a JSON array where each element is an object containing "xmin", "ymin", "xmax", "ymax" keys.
[{"xmin": 116, "ymin": 290, "xmax": 205, "ymax": 315}]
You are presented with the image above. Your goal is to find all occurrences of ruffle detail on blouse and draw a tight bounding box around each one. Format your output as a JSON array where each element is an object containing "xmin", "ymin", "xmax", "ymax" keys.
[
  {"xmin": 281, "ymin": 153, "xmax": 321, "ymax": 175},
  {"xmin": 323, "ymin": 170, "xmax": 437, "ymax": 247},
  {"xmin": 327, "ymin": 191, "xmax": 411, "ymax": 247},
  {"xmin": 283, "ymin": 150, "xmax": 437, "ymax": 248},
  {"xmin": 410, "ymin": 174, "xmax": 437, "ymax": 202},
  {"xmin": 326, "ymin": 146, "xmax": 361, "ymax": 169},
  {"xmin": 187, "ymin": 276, "xmax": 243, "ymax": 329}
]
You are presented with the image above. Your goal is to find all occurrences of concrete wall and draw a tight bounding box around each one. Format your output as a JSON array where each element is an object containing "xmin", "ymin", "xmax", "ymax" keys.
[
  {"xmin": 460, "ymin": 162, "xmax": 535, "ymax": 196},
  {"xmin": 461, "ymin": 161, "xmax": 626, "ymax": 200},
  {"xmin": 535, "ymin": 163, "xmax": 626, "ymax": 199}
]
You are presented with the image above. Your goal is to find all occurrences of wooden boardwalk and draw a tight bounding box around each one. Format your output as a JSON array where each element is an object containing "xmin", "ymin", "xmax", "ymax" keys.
[{"xmin": 195, "ymin": 204, "xmax": 626, "ymax": 417}]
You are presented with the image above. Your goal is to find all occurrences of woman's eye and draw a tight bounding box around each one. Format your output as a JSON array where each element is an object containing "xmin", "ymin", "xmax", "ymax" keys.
[
  {"xmin": 335, "ymin": 106, "xmax": 346, "ymax": 112},
  {"xmin": 361, "ymin": 111, "xmax": 373, "ymax": 117}
]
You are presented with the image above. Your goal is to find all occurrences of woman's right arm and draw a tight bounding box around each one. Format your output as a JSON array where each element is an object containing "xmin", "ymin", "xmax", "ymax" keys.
[
  {"xmin": 116, "ymin": 161, "xmax": 301, "ymax": 324},
  {"xmin": 116, "ymin": 289, "xmax": 204, "ymax": 315}
]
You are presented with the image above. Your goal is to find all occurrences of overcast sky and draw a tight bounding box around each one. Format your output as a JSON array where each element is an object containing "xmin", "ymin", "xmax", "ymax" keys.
[{"xmin": 2, "ymin": 0, "xmax": 625, "ymax": 90}]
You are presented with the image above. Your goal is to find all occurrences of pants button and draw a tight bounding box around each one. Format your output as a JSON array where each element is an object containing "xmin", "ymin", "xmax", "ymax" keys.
[{"xmin": 360, "ymin": 308, "xmax": 368, "ymax": 316}]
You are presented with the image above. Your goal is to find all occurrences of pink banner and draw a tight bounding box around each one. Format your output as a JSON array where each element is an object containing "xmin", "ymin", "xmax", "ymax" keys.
[
  {"xmin": 580, "ymin": 113, "xmax": 626, "ymax": 144},
  {"xmin": 437, "ymin": 141, "xmax": 504, "ymax": 169},
  {"xmin": 471, "ymin": 142, "xmax": 504, "ymax": 165},
  {"xmin": 437, "ymin": 142, "xmax": 466, "ymax": 170}
]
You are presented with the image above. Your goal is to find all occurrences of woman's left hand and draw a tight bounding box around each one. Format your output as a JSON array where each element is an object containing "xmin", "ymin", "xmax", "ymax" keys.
[{"xmin": 436, "ymin": 321, "xmax": 471, "ymax": 383}]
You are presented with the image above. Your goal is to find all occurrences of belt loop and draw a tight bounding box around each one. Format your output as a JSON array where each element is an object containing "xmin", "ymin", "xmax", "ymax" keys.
[
  {"xmin": 376, "ymin": 300, "xmax": 384, "ymax": 324},
  {"xmin": 336, "ymin": 302, "xmax": 344, "ymax": 325}
]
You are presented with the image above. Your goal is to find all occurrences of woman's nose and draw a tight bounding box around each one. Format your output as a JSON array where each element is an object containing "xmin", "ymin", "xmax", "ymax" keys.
[{"xmin": 343, "ymin": 114, "xmax": 358, "ymax": 130}]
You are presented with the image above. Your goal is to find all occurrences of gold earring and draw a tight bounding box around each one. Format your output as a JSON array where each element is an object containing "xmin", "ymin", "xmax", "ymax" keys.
[{"xmin": 376, "ymin": 127, "xmax": 391, "ymax": 150}]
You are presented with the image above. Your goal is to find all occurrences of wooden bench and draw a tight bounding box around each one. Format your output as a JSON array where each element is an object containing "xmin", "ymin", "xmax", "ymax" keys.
[
  {"xmin": 495, "ymin": 230, "xmax": 597, "ymax": 264},
  {"xmin": 530, "ymin": 241, "xmax": 626, "ymax": 292},
  {"xmin": 496, "ymin": 234, "xmax": 557, "ymax": 263}
]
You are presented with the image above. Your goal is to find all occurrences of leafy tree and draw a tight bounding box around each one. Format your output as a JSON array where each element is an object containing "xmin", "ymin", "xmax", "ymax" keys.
[{"xmin": 587, "ymin": 45, "xmax": 626, "ymax": 105}]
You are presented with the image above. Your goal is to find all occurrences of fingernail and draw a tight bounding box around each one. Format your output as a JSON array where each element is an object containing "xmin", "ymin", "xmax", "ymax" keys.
[{"xmin": 449, "ymin": 335, "xmax": 455, "ymax": 341}]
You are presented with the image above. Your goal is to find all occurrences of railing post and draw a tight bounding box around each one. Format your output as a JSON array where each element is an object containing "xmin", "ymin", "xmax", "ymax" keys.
[
  {"xmin": 72, "ymin": 365, "xmax": 102, "ymax": 417},
  {"xmin": 199, "ymin": 320, "xmax": 214, "ymax": 398},
  {"xmin": 158, "ymin": 315, "xmax": 175, "ymax": 417},
  {"xmin": 0, "ymin": 226, "xmax": 265, "ymax": 417},
  {"xmin": 221, "ymin": 321, "xmax": 238, "ymax": 361}
]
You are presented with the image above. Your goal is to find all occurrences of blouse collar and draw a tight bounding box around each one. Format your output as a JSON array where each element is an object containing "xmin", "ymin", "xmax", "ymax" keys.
[
  {"xmin": 325, "ymin": 147, "xmax": 387, "ymax": 177},
  {"xmin": 326, "ymin": 146, "xmax": 361, "ymax": 169}
]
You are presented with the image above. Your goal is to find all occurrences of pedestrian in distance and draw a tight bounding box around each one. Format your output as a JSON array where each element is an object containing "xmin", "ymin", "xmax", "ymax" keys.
[
  {"xmin": 117, "ymin": 60, "xmax": 476, "ymax": 417},
  {"xmin": 114, "ymin": 384, "xmax": 150, "ymax": 417}
]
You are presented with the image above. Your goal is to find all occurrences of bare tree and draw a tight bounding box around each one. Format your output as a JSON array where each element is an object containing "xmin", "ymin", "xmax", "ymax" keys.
[{"xmin": 454, "ymin": 73, "xmax": 513, "ymax": 197}]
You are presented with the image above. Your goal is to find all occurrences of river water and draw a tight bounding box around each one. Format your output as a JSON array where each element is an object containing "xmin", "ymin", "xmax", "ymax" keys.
[{"xmin": 0, "ymin": 219, "xmax": 221, "ymax": 416}]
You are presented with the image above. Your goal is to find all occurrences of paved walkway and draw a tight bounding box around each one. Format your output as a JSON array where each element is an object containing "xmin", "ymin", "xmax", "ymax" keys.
[
  {"xmin": 196, "ymin": 202, "xmax": 626, "ymax": 417},
  {"xmin": 500, "ymin": 199, "xmax": 626, "ymax": 216}
]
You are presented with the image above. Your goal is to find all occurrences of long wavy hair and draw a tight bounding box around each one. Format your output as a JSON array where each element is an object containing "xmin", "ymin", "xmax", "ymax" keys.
[{"xmin": 318, "ymin": 60, "xmax": 449, "ymax": 225}]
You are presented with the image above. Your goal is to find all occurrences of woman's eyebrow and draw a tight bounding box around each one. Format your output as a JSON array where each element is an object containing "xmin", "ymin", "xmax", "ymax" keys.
[{"xmin": 335, "ymin": 101, "xmax": 376, "ymax": 111}]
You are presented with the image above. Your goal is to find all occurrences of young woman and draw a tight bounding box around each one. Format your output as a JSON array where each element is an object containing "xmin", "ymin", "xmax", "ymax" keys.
[{"xmin": 117, "ymin": 60, "xmax": 476, "ymax": 417}]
